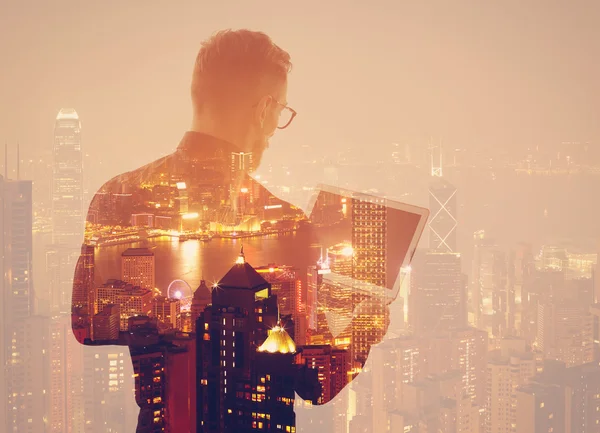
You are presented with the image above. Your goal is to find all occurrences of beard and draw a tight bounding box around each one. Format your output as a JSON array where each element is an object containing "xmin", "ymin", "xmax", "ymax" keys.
[{"xmin": 251, "ymin": 135, "xmax": 270, "ymax": 171}]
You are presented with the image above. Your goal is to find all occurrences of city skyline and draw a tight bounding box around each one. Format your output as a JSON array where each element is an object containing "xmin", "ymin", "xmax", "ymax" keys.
[{"xmin": 3, "ymin": 3, "xmax": 600, "ymax": 431}]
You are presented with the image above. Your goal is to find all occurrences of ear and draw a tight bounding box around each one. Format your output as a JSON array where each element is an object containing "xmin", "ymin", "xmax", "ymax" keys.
[{"xmin": 254, "ymin": 95, "xmax": 272, "ymax": 128}]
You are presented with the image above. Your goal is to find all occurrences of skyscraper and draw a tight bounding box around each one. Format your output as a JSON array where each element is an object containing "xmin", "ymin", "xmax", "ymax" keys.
[
  {"xmin": 1, "ymin": 175, "xmax": 33, "ymax": 433},
  {"xmin": 1, "ymin": 176, "xmax": 34, "ymax": 322},
  {"xmin": 196, "ymin": 249, "xmax": 319, "ymax": 432},
  {"xmin": 351, "ymin": 195, "xmax": 388, "ymax": 365},
  {"xmin": 428, "ymin": 144, "xmax": 457, "ymax": 253},
  {"xmin": 408, "ymin": 249, "xmax": 466, "ymax": 334},
  {"xmin": 52, "ymin": 108, "xmax": 83, "ymax": 248},
  {"xmin": 52, "ymin": 108, "xmax": 84, "ymax": 313}
]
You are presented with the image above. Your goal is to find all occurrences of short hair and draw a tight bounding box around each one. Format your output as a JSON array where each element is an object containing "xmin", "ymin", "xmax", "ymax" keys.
[{"xmin": 191, "ymin": 29, "xmax": 292, "ymax": 116}]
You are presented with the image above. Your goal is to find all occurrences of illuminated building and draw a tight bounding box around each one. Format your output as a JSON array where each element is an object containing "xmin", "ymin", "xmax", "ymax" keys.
[
  {"xmin": 93, "ymin": 304, "xmax": 120, "ymax": 341},
  {"xmin": 536, "ymin": 300, "xmax": 593, "ymax": 367},
  {"xmin": 408, "ymin": 249, "xmax": 466, "ymax": 335},
  {"xmin": 472, "ymin": 232, "xmax": 507, "ymax": 337},
  {"xmin": 515, "ymin": 382, "xmax": 564, "ymax": 433},
  {"xmin": 196, "ymin": 249, "xmax": 319, "ymax": 432},
  {"xmin": 152, "ymin": 296, "xmax": 181, "ymax": 330},
  {"xmin": 72, "ymin": 244, "xmax": 95, "ymax": 313},
  {"xmin": 1, "ymin": 176, "xmax": 33, "ymax": 322},
  {"xmin": 307, "ymin": 252, "xmax": 332, "ymax": 337},
  {"xmin": 506, "ymin": 243, "xmax": 535, "ymax": 337},
  {"xmin": 95, "ymin": 279, "xmax": 153, "ymax": 330},
  {"xmin": 1, "ymin": 175, "xmax": 34, "ymax": 433},
  {"xmin": 351, "ymin": 195, "xmax": 388, "ymax": 365},
  {"xmin": 518, "ymin": 360, "xmax": 600, "ymax": 433},
  {"xmin": 131, "ymin": 213, "xmax": 154, "ymax": 227},
  {"xmin": 52, "ymin": 108, "xmax": 84, "ymax": 248},
  {"xmin": 299, "ymin": 345, "xmax": 350, "ymax": 405},
  {"xmin": 121, "ymin": 247, "xmax": 155, "ymax": 290},
  {"xmin": 255, "ymin": 264, "xmax": 306, "ymax": 345},
  {"xmin": 430, "ymin": 327, "xmax": 488, "ymax": 408},
  {"xmin": 484, "ymin": 339, "xmax": 536, "ymax": 433},
  {"xmin": 428, "ymin": 144, "xmax": 457, "ymax": 253}
]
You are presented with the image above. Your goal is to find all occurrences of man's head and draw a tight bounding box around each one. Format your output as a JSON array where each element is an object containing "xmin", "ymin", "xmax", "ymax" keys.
[{"xmin": 191, "ymin": 29, "xmax": 295, "ymax": 169}]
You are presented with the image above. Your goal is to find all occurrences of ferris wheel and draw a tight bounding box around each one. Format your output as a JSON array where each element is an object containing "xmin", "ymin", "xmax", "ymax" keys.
[{"xmin": 167, "ymin": 279, "xmax": 193, "ymax": 312}]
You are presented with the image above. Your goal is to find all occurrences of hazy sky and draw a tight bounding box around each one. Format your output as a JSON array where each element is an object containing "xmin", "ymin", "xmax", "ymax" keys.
[{"xmin": 1, "ymin": 0, "xmax": 599, "ymax": 191}]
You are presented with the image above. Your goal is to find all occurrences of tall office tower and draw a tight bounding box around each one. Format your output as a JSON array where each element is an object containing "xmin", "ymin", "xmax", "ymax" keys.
[
  {"xmin": 52, "ymin": 108, "xmax": 83, "ymax": 247},
  {"xmin": 506, "ymin": 243, "xmax": 535, "ymax": 337},
  {"xmin": 5, "ymin": 316, "xmax": 50, "ymax": 433},
  {"xmin": 121, "ymin": 247, "xmax": 155, "ymax": 290},
  {"xmin": 82, "ymin": 345, "xmax": 138, "ymax": 433},
  {"xmin": 230, "ymin": 151, "xmax": 254, "ymax": 216},
  {"xmin": 129, "ymin": 332, "xmax": 196, "ymax": 433},
  {"xmin": 299, "ymin": 345, "xmax": 350, "ymax": 405},
  {"xmin": 1, "ymin": 176, "xmax": 33, "ymax": 432},
  {"xmin": 408, "ymin": 249, "xmax": 466, "ymax": 334},
  {"xmin": 536, "ymin": 300, "xmax": 593, "ymax": 367},
  {"xmin": 471, "ymin": 231, "xmax": 508, "ymax": 337},
  {"xmin": 428, "ymin": 178, "xmax": 458, "ymax": 252},
  {"xmin": 428, "ymin": 143, "xmax": 457, "ymax": 252},
  {"xmin": 196, "ymin": 249, "xmax": 319, "ymax": 432},
  {"xmin": 484, "ymin": 338, "xmax": 536, "ymax": 433},
  {"xmin": 1, "ymin": 177, "xmax": 34, "ymax": 322},
  {"xmin": 591, "ymin": 304, "xmax": 600, "ymax": 361},
  {"xmin": 72, "ymin": 244, "xmax": 95, "ymax": 312},
  {"xmin": 306, "ymin": 256, "xmax": 329, "ymax": 332},
  {"xmin": 366, "ymin": 336, "xmax": 433, "ymax": 433},
  {"xmin": 351, "ymin": 195, "xmax": 388, "ymax": 366},
  {"xmin": 429, "ymin": 327, "xmax": 489, "ymax": 408},
  {"xmin": 256, "ymin": 265, "xmax": 306, "ymax": 345},
  {"xmin": 312, "ymin": 243, "xmax": 353, "ymax": 347}
]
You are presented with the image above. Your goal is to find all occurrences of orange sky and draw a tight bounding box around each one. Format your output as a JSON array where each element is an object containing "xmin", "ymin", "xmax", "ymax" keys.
[{"xmin": 1, "ymin": 0, "xmax": 599, "ymax": 191}]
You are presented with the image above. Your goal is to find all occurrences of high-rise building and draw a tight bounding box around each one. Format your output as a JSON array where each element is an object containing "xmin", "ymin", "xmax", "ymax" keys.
[
  {"xmin": 351, "ymin": 195, "xmax": 388, "ymax": 365},
  {"xmin": 515, "ymin": 382, "xmax": 564, "ymax": 433},
  {"xmin": 1, "ymin": 175, "xmax": 34, "ymax": 433},
  {"xmin": 196, "ymin": 249, "xmax": 319, "ymax": 432},
  {"xmin": 52, "ymin": 108, "xmax": 83, "ymax": 248},
  {"xmin": 72, "ymin": 244, "xmax": 95, "ymax": 313},
  {"xmin": 1, "ymin": 176, "xmax": 34, "ymax": 322},
  {"xmin": 536, "ymin": 300, "xmax": 593, "ymax": 367},
  {"xmin": 428, "ymin": 178, "xmax": 458, "ymax": 253},
  {"xmin": 506, "ymin": 243, "xmax": 535, "ymax": 337},
  {"xmin": 121, "ymin": 247, "xmax": 155, "ymax": 290},
  {"xmin": 429, "ymin": 327, "xmax": 489, "ymax": 408},
  {"xmin": 472, "ymin": 231, "xmax": 508, "ymax": 337},
  {"xmin": 409, "ymin": 249, "xmax": 466, "ymax": 334},
  {"xmin": 256, "ymin": 265, "xmax": 306, "ymax": 345},
  {"xmin": 484, "ymin": 338, "xmax": 536, "ymax": 433}
]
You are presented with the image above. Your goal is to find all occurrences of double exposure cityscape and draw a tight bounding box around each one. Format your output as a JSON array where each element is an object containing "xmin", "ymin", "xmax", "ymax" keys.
[{"xmin": 3, "ymin": 5, "xmax": 600, "ymax": 433}]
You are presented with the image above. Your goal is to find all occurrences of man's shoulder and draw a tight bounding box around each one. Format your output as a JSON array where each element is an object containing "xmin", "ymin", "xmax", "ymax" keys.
[{"xmin": 95, "ymin": 152, "xmax": 177, "ymax": 194}]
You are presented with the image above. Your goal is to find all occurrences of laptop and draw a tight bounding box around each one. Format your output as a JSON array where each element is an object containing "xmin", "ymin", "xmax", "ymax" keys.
[{"xmin": 307, "ymin": 183, "xmax": 429, "ymax": 306}]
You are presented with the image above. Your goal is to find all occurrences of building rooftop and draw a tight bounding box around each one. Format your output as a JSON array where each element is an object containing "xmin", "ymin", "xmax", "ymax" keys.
[
  {"xmin": 257, "ymin": 326, "xmax": 296, "ymax": 354},
  {"xmin": 217, "ymin": 247, "xmax": 270, "ymax": 292},
  {"xmin": 193, "ymin": 279, "xmax": 212, "ymax": 301},
  {"xmin": 122, "ymin": 247, "xmax": 154, "ymax": 257}
]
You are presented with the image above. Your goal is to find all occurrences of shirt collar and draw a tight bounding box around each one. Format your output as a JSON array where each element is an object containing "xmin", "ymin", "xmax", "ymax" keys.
[{"xmin": 176, "ymin": 131, "xmax": 240, "ymax": 157}]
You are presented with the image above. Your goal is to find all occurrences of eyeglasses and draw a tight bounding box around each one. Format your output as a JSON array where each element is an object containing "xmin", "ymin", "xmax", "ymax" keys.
[{"xmin": 271, "ymin": 97, "xmax": 297, "ymax": 130}]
